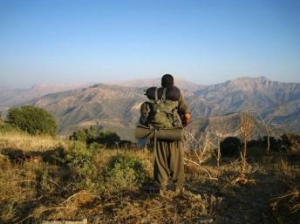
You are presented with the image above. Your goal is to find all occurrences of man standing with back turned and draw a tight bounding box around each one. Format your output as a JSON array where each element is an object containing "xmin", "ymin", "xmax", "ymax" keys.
[{"xmin": 154, "ymin": 74, "xmax": 191, "ymax": 196}]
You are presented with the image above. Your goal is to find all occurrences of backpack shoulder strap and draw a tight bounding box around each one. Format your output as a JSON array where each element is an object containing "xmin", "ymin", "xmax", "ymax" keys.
[
  {"xmin": 154, "ymin": 87, "xmax": 158, "ymax": 102},
  {"xmin": 161, "ymin": 88, "xmax": 167, "ymax": 101}
]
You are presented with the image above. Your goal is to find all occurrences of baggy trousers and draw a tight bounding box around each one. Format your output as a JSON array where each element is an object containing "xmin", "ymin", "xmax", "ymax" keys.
[{"xmin": 153, "ymin": 140, "xmax": 185, "ymax": 190}]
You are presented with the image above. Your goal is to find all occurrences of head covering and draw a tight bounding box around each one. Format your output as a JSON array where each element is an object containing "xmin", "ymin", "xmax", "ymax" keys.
[{"xmin": 161, "ymin": 74, "xmax": 174, "ymax": 88}]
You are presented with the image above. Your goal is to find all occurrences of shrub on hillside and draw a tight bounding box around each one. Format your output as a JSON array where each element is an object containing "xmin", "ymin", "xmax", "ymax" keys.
[
  {"xmin": 66, "ymin": 141, "xmax": 97, "ymax": 181},
  {"xmin": 0, "ymin": 123, "xmax": 20, "ymax": 133},
  {"xmin": 220, "ymin": 136, "xmax": 241, "ymax": 157},
  {"xmin": 96, "ymin": 130, "xmax": 120, "ymax": 148},
  {"xmin": 5, "ymin": 105, "xmax": 57, "ymax": 136},
  {"xmin": 101, "ymin": 154, "xmax": 146, "ymax": 193},
  {"xmin": 281, "ymin": 133, "xmax": 300, "ymax": 154},
  {"xmin": 69, "ymin": 127, "xmax": 121, "ymax": 148},
  {"xmin": 69, "ymin": 126, "xmax": 98, "ymax": 143}
]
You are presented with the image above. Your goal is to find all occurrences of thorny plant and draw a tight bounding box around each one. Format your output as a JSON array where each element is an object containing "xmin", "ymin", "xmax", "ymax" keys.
[
  {"xmin": 232, "ymin": 112, "xmax": 257, "ymax": 185},
  {"xmin": 183, "ymin": 130, "xmax": 214, "ymax": 164},
  {"xmin": 183, "ymin": 130, "xmax": 219, "ymax": 181}
]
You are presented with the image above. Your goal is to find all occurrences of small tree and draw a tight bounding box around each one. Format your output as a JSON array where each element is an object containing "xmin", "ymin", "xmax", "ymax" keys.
[
  {"xmin": 254, "ymin": 108, "xmax": 283, "ymax": 156},
  {"xmin": 240, "ymin": 113, "xmax": 256, "ymax": 168},
  {"xmin": 6, "ymin": 105, "xmax": 57, "ymax": 136},
  {"xmin": 232, "ymin": 112, "xmax": 257, "ymax": 185}
]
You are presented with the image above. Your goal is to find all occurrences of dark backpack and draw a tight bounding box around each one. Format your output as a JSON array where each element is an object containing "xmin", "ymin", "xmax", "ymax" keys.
[{"xmin": 139, "ymin": 87, "xmax": 182, "ymax": 129}]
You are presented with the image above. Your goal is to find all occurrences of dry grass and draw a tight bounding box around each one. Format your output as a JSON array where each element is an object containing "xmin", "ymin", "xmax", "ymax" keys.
[
  {"xmin": 0, "ymin": 131, "xmax": 67, "ymax": 152},
  {"xmin": 271, "ymin": 186, "xmax": 300, "ymax": 212},
  {"xmin": 0, "ymin": 130, "xmax": 300, "ymax": 224}
]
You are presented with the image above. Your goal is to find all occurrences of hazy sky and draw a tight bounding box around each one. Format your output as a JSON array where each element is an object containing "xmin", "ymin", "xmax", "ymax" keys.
[{"xmin": 1, "ymin": 0, "xmax": 299, "ymax": 88}]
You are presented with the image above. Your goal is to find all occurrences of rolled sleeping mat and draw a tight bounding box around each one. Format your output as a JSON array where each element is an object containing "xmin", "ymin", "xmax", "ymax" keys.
[
  {"xmin": 145, "ymin": 86, "xmax": 180, "ymax": 101},
  {"xmin": 135, "ymin": 125, "xmax": 184, "ymax": 141}
]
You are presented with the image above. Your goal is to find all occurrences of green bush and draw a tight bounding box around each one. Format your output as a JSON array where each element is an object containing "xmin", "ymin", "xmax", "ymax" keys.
[
  {"xmin": 5, "ymin": 105, "xmax": 57, "ymax": 136},
  {"xmin": 69, "ymin": 127, "xmax": 121, "ymax": 148},
  {"xmin": 96, "ymin": 130, "xmax": 120, "ymax": 148},
  {"xmin": 101, "ymin": 154, "xmax": 146, "ymax": 193},
  {"xmin": 0, "ymin": 123, "xmax": 20, "ymax": 133},
  {"xmin": 66, "ymin": 141, "xmax": 97, "ymax": 188},
  {"xmin": 69, "ymin": 126, "xmax": 98, "ymax": 143}
]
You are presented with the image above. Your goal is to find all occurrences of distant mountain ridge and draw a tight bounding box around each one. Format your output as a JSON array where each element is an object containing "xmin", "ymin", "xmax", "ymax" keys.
[
  {"xmin": 1, "ymin": 77, "xmax": 299, "ymax": 141},
  {"xmin": 105, "ymin": 77, "xmax": 203, "ymax": 92},
  {"xmin": 0, "ymin": 83, "xmax": 90, "ymax": 109}
]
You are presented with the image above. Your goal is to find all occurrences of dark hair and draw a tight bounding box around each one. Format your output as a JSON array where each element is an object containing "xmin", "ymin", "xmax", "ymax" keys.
[{"xmin": 161, "ymin": 74, "xmax": 174, "ymax": 87}]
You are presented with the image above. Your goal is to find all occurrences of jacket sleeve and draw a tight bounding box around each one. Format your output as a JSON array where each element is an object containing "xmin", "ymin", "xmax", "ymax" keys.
[{"xmin": 178, "ymin": 94, "xmax": 190, "ymax": 114}]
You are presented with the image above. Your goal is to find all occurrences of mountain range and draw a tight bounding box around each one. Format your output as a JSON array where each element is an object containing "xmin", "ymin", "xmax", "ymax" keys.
[{"xmin": 0, "ymin": 77, "xmax": 299, "ymax": 142}]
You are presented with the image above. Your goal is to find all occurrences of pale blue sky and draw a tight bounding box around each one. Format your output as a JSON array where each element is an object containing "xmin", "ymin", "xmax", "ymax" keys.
[{"xmin": 1, "ymin": 0, "xmax": 299, "ymax": 88}]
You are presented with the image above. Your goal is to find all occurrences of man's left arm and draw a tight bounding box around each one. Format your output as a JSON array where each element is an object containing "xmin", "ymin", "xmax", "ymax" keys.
[{"xmin": 178, "ymin": 95, "xmax": 191, "ymax": 126}]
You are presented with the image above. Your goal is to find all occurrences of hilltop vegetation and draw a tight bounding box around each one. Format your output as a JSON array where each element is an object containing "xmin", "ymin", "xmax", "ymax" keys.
[{"xmin": 0, "ymin": 125, "xmax": 299, "ymax": 224}]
